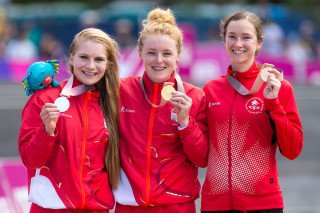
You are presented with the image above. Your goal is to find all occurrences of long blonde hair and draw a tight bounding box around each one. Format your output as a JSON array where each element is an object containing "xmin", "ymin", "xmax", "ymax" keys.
[{"xmin": 69, "ymin": 28, "xmax": 120, "ymax": 188}]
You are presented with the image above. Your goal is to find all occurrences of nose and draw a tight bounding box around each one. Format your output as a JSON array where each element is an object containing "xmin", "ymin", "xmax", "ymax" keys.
[
  {"xmin": 86, "ymin": 59, "xmax": 95, "ymax": 69},
  {"xmin": 234, "ymin": 38, "xmax": 243, "ymax": 47},
  {"xmin": 155, "ymin": 53, "xmax": 163, "ymax": 63}
]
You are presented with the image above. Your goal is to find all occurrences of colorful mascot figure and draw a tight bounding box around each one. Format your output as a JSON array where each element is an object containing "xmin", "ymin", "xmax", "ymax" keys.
[{"xmin": 22, "ymin": 60, "xmax": 60, "ymax": 96}]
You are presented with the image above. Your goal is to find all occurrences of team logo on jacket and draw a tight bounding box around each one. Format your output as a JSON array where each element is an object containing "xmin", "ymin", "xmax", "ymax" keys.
[
  {"xmin": 245, "ymin": 97, "xmax": 264, "ymax": 114},
  {"xmin": 121, "ymin": 106, "xmax": 135, "ymax": 113}
]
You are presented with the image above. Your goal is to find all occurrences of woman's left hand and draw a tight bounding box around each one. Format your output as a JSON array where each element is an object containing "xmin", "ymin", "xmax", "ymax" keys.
[
  {"xmin": 263, "ymin": 68, "xmax": 282, "ymax": 99},
  {"xmin": 170, "ymin": 91, "xmax": 192, "ymax": 128}
]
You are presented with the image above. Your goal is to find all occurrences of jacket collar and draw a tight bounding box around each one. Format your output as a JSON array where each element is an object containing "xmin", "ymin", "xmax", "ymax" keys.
[
  {"xmin": 227, "ymin": 62, "xmax": 260, "ymax": 90},
  {"xmin": 227, "ymin": 62, "xmax": 260, "ymax": 80},
  {"xmin": 142, "ymin": 71, "xmax": 176, "ymax": 106}
]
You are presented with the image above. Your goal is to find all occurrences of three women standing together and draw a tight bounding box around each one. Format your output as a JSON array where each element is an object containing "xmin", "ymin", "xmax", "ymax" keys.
[{"xmin": 18, "ymin": 7, "xmax": 303, "ymax": 213}]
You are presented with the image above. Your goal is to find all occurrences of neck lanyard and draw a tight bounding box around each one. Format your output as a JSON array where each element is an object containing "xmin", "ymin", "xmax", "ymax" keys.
[
  {"xmin": 227, "ymin": 63, "xmax": 283, "ymax": 96},
  {"xmin": 139, "ymin": 73, "xmax": 185, "ymax": 108},
  {"xmin": 54, "ymin": 75, "xmax": 94, "ymax": 112}
]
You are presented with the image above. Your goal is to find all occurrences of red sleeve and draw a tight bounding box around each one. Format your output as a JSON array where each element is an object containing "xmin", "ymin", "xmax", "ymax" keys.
[
  {"xmin": 264, "ymin": 81, "xmax": 303, "ymax": 160},
  {"xmin": 18, "ymin": 94, "xmax": 56, "ymax": 169},
  {"xmin": 179, "ymin": 92, "xmax": 208, "ymax": 167}
]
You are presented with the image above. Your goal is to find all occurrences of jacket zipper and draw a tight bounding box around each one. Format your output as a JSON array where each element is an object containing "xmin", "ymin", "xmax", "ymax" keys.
[
  {"xmin": 145, "ymin": 84, "xmax": 159, "ymax": 206},
  {"xmin": 227, "ymin": 90, "xmax": 237, "ymax": 209},
  {"xmin": 79, "ymin": 92, "xmax": 91, "ymax": 208}
]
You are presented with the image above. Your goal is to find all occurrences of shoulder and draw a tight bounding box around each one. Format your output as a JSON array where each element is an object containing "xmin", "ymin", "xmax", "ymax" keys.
[
  {"xmin": 120, "ymin": 76, "xmax": 139, "ymax": 84},
  {"xmin": 27, "ymin": 81, "xmax": 64, "ymax": 105},
  {"xmin": 183, "ymin": 82, "xmax": 203, "ymax": 93},
  {"xmin": 119, "ymin": 76, "xmax": 140, "ymax": 97},
  {"xmin": 203, "ymin": 75, "xmax": 227, "ymax": 90},
  {"xmin": 279, "ymin": 79, "xmax": 294, "ymax": 94},
  {"xmin": 182, "ymin": 82, "xmax": 206, "ymax": 104}
]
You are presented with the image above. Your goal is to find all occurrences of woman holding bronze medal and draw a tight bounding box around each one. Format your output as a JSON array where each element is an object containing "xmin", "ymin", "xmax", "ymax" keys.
[
  {"xmin": 201, "ymin": 11, "xmax": 304, "ymax": 213},
  {"xmin": 113, "ymin": 8, "xmax": 208, "ymax": 213},
  {"xmin": 18, "ymin": 28, "xmax": 120, "ymax": 212}
]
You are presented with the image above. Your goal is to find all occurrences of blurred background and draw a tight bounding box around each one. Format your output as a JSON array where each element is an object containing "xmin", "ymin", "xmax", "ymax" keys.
[{"xmin": 0, "ymin": 0, "xmax": 319, "ymax": 212}]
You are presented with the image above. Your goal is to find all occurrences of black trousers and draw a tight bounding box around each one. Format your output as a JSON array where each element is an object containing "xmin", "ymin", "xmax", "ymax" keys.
[{"xmin": 201, "ymin": 209, "xmax": 283, "ymax": 213}]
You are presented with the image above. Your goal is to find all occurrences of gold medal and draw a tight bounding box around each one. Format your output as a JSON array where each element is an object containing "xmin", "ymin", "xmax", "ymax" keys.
[{"xmin": 161, "ymin": 85, "xmax": 176, "ymax": 101}]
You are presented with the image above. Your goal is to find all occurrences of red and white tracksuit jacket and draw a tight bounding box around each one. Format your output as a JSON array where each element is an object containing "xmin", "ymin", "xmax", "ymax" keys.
[
  {"xmin": 18, "ymin": 77, "xmax": 114, "ymax": 211},
  {"xmin": 201, "ymin": 62, "xmax": 303, "ymax": 211},
  {"xmin": 114, "ymin": 71, "xmax": 208, "ymax": 209}
]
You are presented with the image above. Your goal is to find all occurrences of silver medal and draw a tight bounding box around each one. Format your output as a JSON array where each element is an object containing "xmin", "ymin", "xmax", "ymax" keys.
[{"xmin": 54, "ymin": 97, "xmax": 70, "ymax": 112}]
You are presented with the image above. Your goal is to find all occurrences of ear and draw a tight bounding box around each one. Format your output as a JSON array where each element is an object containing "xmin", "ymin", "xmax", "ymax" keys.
[
  {"xmin": 138, "ymin": 49, "xmax": 143, "ymax": 61},
  {"xmin": 69, "ymin": 54, "xmax": 74, "ymax": 66},
  {"xmin": 258, "ymin": 35, "xmax": 264, "ymax": 49},
  {"xmin": 176, "ymin": 53, "xmax": 181, "ymax": 64}
]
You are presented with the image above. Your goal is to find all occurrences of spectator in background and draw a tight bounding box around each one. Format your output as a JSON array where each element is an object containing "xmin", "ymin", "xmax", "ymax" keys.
[
  {"xmin": 114, "ymin": 18, "xmax": 136, "ymax": 50},
  {"xmin": 285, "ymin": 32, "xmax": 309, "ymax": 84},
  {"xmin": 4, "ymin": 24, "xmax": 38, "ymax": 61},
  {"xmin": 298, "ymin": 19, "xmax": 318, "ymax": 60},
  {"xmin": 261, "ymin": 20, "xmax": 285, "ymax": 57},
  {"xmin": 39, "ymin": 32, "xmax": 64, "ymax": 60},
  {"xmin": 0, "ymin": 7, "xmax": 7, "ymax": 55},
  {"xmin": 79, "ymin": 9, "xmax": 100, "ymax": 29}
]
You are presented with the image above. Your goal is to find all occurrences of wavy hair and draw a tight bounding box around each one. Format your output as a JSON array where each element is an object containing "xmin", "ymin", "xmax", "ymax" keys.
[{"xmin": 69, "ymin": 28, "xmax": 120, "ymax": 188}]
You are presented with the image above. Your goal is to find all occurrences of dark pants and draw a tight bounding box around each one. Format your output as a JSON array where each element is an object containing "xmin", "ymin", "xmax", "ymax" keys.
[{"xmin": 201, "ymin": 209, "xmax": 283, "ymax": 213}]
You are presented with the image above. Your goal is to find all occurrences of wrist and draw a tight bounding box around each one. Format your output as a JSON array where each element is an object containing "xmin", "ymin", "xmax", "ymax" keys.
[
  {"xmin": 179, "ymin": 117, "xmax": 189, "ymax": 128},
  {"xmin": 43, "ymin": 125, "xmax": 55, "ymax": 136}
]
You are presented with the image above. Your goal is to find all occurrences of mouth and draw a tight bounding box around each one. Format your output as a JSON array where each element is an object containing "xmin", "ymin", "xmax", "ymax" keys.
[
  {"xmin": 233, "ymin": 50, "xmax": 246, "ymax": 54},
  {"xmin": 152, "ymin": 66, "xmax": 166, "ymax": 71},
  {"xmin": 83, "ymin": 71, "xmax": 97, "ymax": 76}
]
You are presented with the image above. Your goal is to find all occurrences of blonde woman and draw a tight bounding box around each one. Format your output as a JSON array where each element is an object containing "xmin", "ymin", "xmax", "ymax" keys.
[
  {"xmin": 113, "ymin": 8, "xmax": 208, "ymax": 213},
  {"xmin": 19, "ymin": 28, "xmax": 120, "ymax": 212}
]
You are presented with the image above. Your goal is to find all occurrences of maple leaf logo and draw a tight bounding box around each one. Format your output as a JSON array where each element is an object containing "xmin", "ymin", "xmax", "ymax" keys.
[{"xmin": 206, "ymin": 113, "xmax": 271, "ymax": 195}]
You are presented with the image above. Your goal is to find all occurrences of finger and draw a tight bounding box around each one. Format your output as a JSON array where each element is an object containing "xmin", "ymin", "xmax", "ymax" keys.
[
  {"xmin": 171, "ymin": 97, "xmax": 192, "ymax": 108},
  {"xmin": 268, "ymin": 68, "xmax": 281, "ymax": 78},
  {"xmin": 42, "ymin": 112, "xmax": 59, "ymax": 122},
  {"xmin": 41, "ymin": 105, "xmax": 59, "ymax": 113},
  {"xmin": 171, "ymin": 91, "xmax": 187, "ymax": 98},
  {"xmin": 172, "ymin": 92, "xmax": 192, "ymax": 103}
]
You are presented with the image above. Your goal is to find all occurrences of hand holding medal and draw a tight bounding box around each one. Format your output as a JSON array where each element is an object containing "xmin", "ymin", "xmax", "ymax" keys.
[
  {"xmin": 260, "ymin": 63, "xmax": 283, "ymax": 82},
  {"xmin": 40, "ymin": 103, "xmax": 60, "ymax": 135},
  {"xmin": 161, "ymin": 82, "xmax": 191, "ymax": 128},
  {"xmin": 263, "ymin": 68, "xmax": 282, "ymax": 99}
]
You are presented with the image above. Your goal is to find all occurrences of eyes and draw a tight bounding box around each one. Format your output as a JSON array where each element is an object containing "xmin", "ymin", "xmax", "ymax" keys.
[
  {"xmin": 79, "ymin": 55, "xmax": 106, "ymax": 62},
  {"xmin": 147, "ymin": 51, "xmax": 173, "ymax": 56},
  {"xmin": 227, "ymin": 34, "xmax": 253, "ymax": 40}
]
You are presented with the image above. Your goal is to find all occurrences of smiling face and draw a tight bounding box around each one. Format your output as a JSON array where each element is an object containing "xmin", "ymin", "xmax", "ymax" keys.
[
  {"xmin": 139, "ymin": 34, "xmax": 180, "ymax": 83},
  {"xmin": 224, "ymin": 19, "xmax": 262, "ymax": 72},
  {"xmin": 70, "ymin": 40, "xmax": 107, "ymax": 86}
]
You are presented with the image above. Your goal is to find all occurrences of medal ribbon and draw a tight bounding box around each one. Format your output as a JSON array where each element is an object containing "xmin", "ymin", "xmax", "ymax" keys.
[
  {"xmin": 139, "ymin": 72, "xmax": 184, "ymax": 108},
  {"xmin": 227, "ymin": 63, "xmax": 284, "ymax": 96},
  {"xmin": 54, "ymin": 75, "xmax": 95, "ymax": 112},
  {"xmin": 60, "ymin": 74, "xmax": 94, "ymax": 97}
]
